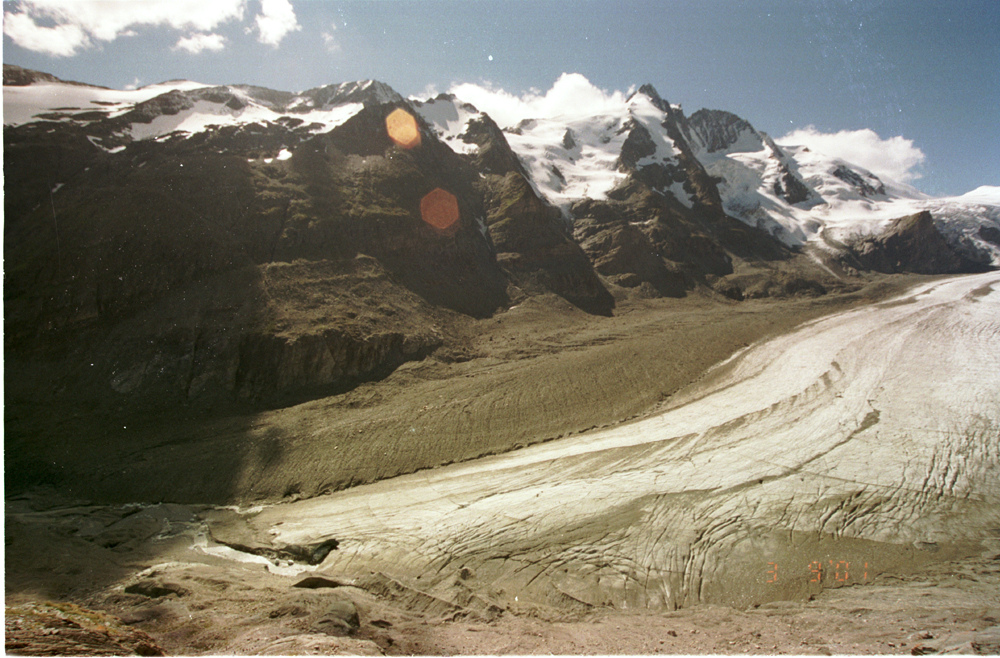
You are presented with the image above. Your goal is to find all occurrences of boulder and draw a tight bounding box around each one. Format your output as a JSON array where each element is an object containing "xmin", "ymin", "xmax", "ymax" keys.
[
  {"xmin": 124, "ymin": 578, "xmax": 189, "ymax": 598},
  {"xmin": 312, "ymin": 597, "xmax": 361, "ymax": 635}
]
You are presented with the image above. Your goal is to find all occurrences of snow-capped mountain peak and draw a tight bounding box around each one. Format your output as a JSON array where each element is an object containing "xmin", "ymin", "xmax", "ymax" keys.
[
  {"xmin": 671, "ymin": 105, "xmax": 1000, "ymax": 260},
  {"xmin": 2, "ymin": 65, "xmax": 407, "ymax": 149},
  {"xmin": 5, "ymin": 65, "xmax": 996, "ymax": 267},
  {"xmin": 415, "ymin": 81, "xmax": 697, "ymax": 214}
]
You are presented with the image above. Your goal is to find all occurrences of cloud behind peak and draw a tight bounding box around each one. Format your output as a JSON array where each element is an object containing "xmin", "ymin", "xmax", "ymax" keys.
[{"xmin": 777, "ymin": 126, "xmax": 926, "ymax": 184}]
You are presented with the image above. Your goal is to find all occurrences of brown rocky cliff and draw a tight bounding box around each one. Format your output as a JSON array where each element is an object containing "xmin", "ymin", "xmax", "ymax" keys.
[
  {"xmin": 849, "ymin": 211, "xmax": 989, "ymax": 274},
  {"xmin": 482, "ymin": 172, "xmax": 614, "ymax": 315}
]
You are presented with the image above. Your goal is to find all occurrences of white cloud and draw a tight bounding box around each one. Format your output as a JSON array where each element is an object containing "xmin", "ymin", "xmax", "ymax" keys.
[
  {"xmin": 2, "ymin": 9, "xmax": 90, "ymax": 56},
  {"xmin": 321, "ymin": 21, "xmax": 339, "ymax": 52},
  {"xmin": 448, "ymin": 73, "xmax": 630, "ymax": 128},
  {"xmin": 255, "ymin": 0, "xmax": 300, "ymax": 47},
  {"xmin": 174, "ymin": 33, "xmax": 227, "ymax": 55},
  {"xmin": 3, "ymin": 0, "xmax": 245, "ymax": 56},
  {"xmin": 777, "ymin": 126, "xmax": 926, "ymax": 183},
  {"xmin": 415, "ymin": 83, "xmax": 441, "ymax": 100}
]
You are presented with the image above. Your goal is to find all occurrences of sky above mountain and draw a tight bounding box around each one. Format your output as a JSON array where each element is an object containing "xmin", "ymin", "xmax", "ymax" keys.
[{"xmin": 3, "ymin": 0, "xmax": 997, "ymax": 197}]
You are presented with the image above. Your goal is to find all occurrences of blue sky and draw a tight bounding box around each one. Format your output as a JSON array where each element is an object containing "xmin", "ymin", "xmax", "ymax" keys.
[{"xmin": 3, "ymin": 0, "xmax": 998, "ymax": 196}]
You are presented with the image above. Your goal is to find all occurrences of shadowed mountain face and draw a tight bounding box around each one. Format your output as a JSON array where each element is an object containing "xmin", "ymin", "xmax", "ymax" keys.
[{"xmin": 3, "ymin": 66, "xmax": 996, "ymax": 501}]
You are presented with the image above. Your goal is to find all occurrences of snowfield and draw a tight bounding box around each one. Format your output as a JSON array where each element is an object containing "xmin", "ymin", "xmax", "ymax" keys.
[
  {"xmin": 3, "ymin": 78, "xmax": 371, "ymax": 142},
  {"xmin": 2, "ymin": 79, "xmax": 210, "ymax": 125}
]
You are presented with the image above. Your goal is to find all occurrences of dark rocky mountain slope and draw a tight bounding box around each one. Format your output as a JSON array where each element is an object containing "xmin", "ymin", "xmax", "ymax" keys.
[{"xmin": 3, "ymin": 66, "xmax": 993, "ymax": 500}]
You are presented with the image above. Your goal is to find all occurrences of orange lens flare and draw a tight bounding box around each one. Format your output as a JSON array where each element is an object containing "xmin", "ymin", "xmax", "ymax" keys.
[
  {"xmin": 420, "ymin": 188, "xmax": 460, "ymax": 231},
  {"xmin": 385, "ymin": 108, "xmax": 421, "ymax": 150}
]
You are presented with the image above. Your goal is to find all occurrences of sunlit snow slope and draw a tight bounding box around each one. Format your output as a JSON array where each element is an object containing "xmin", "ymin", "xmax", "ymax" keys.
[{"xmin": 3, "ymin": 74, "xmax": 399, "ymax": 145}]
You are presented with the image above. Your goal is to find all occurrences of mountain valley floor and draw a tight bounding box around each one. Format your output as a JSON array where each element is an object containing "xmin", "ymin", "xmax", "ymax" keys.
[{"xmin": 6, "ymin": 273, "xmax": 1000, "ymax": 655}]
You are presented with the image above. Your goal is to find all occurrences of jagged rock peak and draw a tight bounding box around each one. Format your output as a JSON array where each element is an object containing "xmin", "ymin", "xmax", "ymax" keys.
[
  {"xmin": 298, "ymin": 79, "xmax": 404, "ymax": 109},
  {"xmin": 637, "ymin": 83, "xmax": 663, "ymax": 101},
  {"xmin": 412, "ymin": 92, "xmax": 480, "ymax": 115},
  {"xmin": 630, "ymin": 83, "xmax": 672, "ymax": 114}
]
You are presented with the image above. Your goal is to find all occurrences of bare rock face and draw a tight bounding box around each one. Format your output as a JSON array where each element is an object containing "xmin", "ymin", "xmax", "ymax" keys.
[
  {"xmin": 686, "ymin": 108, "xmax": 760, "ymax": 154},
  {"xmin": 832, "ymin": 164, "xmax": 886, "ymax": 198},
  {"xmin": 272, "ymin": 101, "xmax": 510, "ymax": 319},
  {"xmin": 572, "ymin": 200, "xmax": 689, "ymax": 297},
  {"xmin": 849, "ymin": 211, "xmax": 989, "ymax": 274},
  {"xmin": 772, "ymin": 162, "xmax": 813, "ymax": 205},
  {"xmin": 572, "ymin": 176, "xmax": 744, "ymax": 297},
  {"xmin": 461, "ymin": 113, "xmax": 530, "ymax": 177},
  {"xmin": 978, "ymin": 224, "xmax": 1000, "ymax": 247},
  {"xmin": 233, "ymin": 328, "xmax": 442, "ymax": 406},
  {"xmin": 482, "ymin": 172, "xmax": 615, "ymax": 314}
]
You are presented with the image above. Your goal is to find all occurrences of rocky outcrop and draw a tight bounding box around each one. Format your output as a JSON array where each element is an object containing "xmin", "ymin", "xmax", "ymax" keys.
[
  {"xmin": 833, "ymin": 164, "xmax": 886, "ymax": 198},
  {"xmin": 686, "ymin": 108, "xmax": 760, "ymax": 154},
  {"xmin": 234, "ymin": 328, "xmax": 442, "ymax": 406},
  {"xmin": 773, "ymin": 163, "xmax": 813, "ymax": 204},
  {"xmin": 617, "ymin": 118, "xmax": 659, "ymax": 170},
  {"xmin": 761, "ymin": 135, "xmax": 815, "ymax": 205},
  {"xmin": 3, "ymin": 63, "xmax": 88, "ymax": 87},
  {"xmin": 572, "ymin": 184, "xmax": 730, "ymax": 297},
  {"xmin": 460, "ymin": 113, "xmax": 530, "ymax": 177},
  {"xmin": 573, "ymin": 212, "xmax": 688, "ymax": 296},
  {"xmin": 5, "ymin": 601, "xmax": 165, "ymax": 656},
  {"xmin": 978, "ymin": 224, "xmax": 1000, "ymax": 247},
  {"xmin": 482, "ymin": 172, "xmax": 614, "ymax": 313},
  {"xmin": 849, "ymin": 211, "xmax": 988, "ymax": 274}
]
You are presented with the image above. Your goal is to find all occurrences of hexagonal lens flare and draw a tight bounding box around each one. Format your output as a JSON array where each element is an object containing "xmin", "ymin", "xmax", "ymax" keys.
[
  {"xmin": 385, "ymin": 108, "xmax": 421, "ymax": 150},
  {"xmin": 420, "ymin": 188, "xmax": 460, "ymax": 231}
]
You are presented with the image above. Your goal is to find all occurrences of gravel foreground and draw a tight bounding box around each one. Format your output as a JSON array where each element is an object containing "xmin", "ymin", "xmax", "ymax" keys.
[{"xmin": 6, "ymin": 274, "xmax": 1000, "ymax": 655}]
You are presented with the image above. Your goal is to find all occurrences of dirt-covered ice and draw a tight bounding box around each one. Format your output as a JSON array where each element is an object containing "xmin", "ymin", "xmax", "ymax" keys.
[
  {"xmin": 231, "ymin": 271, "xmax": 1000, "ymax": 612},
  {"xmin": 7, "ymin": 274, "xmax": 1000, "ymax": 654}
]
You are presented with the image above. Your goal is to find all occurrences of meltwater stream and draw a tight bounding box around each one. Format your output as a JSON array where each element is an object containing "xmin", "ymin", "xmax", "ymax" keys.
[{"xmin": 212, "ymin": 272, "xmax": 1000, "ymax": 611}]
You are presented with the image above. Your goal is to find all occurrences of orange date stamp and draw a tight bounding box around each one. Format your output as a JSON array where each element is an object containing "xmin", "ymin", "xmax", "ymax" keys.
[{"xmin": 766, "ymin": 560, "xmax": 870, "ymax": 584}]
